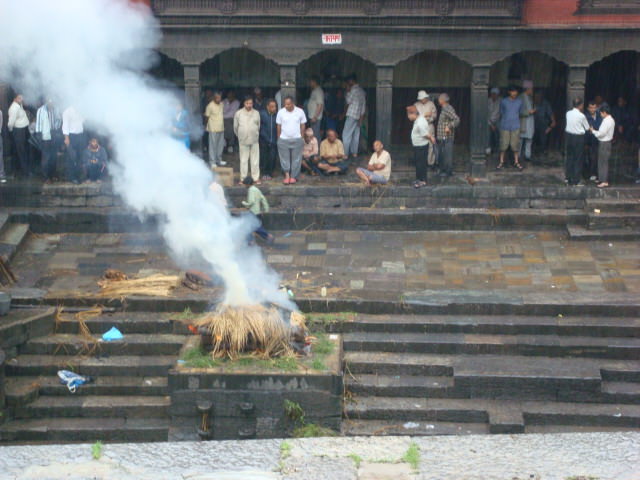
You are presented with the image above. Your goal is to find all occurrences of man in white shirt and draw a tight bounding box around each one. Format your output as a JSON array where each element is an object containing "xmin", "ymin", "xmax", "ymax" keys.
[
  {"xmin": 342, "ymin": 75, "xmax": 366, "ymax": 159},
  {"xmin": 564, "ymin": 97, "xmax": 590, "ymax": 186},
  {"xmin": 7, "ymin": 94, "xmax": 31, "ymax": 177},
  {"xmin": 234, "ymin": 96, "xmax": 261, "ymax": 184},
  {"xmin": 62, "ymin": 106, "xmax": 86, "ymax": 183},
  {"xmin": 35, "ymin": 99, "xmax": 62, "ymax": 182},
  {"xmin": 407, "ymin": 105, "xmax": 434, "ymax": 188},
  {"xmin": 307, "ymin": 76, "xmax": 324, "ymax": 143},
  {"xmin": 414, "ymin": 90, "xmax": 438, "ymax": 165},
  {"xmin": 590, "ymin": 103, "xmax": 616, "ymax": 188},
  {"xmin": 276, "ymin": 96, "xmax": 307, "ymax": 185},
  {"xmin": 356, "ymin": 140, "xmax": 392, "ymax": 186}
]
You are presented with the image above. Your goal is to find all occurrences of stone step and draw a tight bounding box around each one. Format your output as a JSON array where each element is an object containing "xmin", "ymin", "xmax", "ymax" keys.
[
  {"xmin": 0, "ymin": 212, "xmax": 9, "ymax": 234},
  {"xmin": 346, "ymin": 374, "xmax": 454, "ymax": 398},
  {"xmin": 15, "ymin": 207, "xmax": 584, "ymax": 234},
  {"xmin": 601, "ymin": 382, "xmax": 640, "ymax": 404},
  {"xmin": 0, "ymin": 417, "xmax": 168, "ymax": 443},
  {"xmin": 343, "ymin": 332, "xmax": 640, "ymax": 359},
  {"xmin": 0, "ymin": 223, "xmax": 29, "ymax": 262},
  {"xmin": 5, "ymin": 376, "xmax": 168, "ymax": 404},
  {"xmin": 346, "ymin": 396, "xmax": 640, "ymax": 428},
  {"xmin": 567, "ymin": 224, "xmax": 640, "ymax": 241},
  {"xmin": 20, "ymin": 334, "xmax": 186, "ymax": 356},
  {"xmin": 13, "ymin": 395, "xmax": 170, "ymax": 419},
  {"xmin": 5, "ymin": 355, "xmax": 177, "ymax": 377},
  {"xmin": 331, "ymin": 314, "xmax": 640, "ymax": 337},
  {"xmin": 588, "ymin": 212, "xmax": 640, "ymax": 230},
  {"xmin": 342, "ymin": 419, "xmax": 489, "ymax": 436},
  {"xmin": 344, "ymin": 352, "xmax": 627, "ymax": 402},
  {"xmin": 601, "ymin": 365, "xmax": 640, "ymax": 383},
  {"xmin": 585, "ymin": 197, "xmax": 640, "ymax": 213},
  {"xmin": 55, "ymin": 312, "xmax": 175, "ymax": 335}
]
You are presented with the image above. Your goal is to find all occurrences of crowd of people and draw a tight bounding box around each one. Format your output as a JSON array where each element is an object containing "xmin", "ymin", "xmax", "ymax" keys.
[
  {"xmin": 201, "ymin": 74, "xmax": 376, "ymax": 186},
  {"xmin": 0, "ymin": 94, "xmax": 108, "ymax": 184}
]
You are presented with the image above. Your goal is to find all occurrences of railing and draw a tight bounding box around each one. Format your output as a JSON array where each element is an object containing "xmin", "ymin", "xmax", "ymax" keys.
[{"xmin": 150, "ymin": 0, "xmax": 524, "ymax": 19}]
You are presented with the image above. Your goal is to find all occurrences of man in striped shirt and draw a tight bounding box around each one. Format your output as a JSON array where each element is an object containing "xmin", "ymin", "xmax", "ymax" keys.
[
  {"xmin": 342, "ymin": 75, "xmax": 366, "ymax": 160},
  {"xmin": 436, "ymin": 93, "xmax": 460, "ymax": 177}
]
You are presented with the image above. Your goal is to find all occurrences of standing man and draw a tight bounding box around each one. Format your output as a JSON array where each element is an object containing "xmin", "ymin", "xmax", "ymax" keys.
[
  {"xmin": 519, "ymin": 80, "xmax": 535, "ymax": 163},
  {"xmin": 584, "ymin": 100, "xmax": 602, "ymax": 182},
  {"xmin": 590, "ymin": 103, "xmax": 615, "ymax": 188},
  {"xmin": 205, "ymin": 91, "xmax": 226, "ymax": 167},
  {"xmin": 307, "ymin": 76, "xmax": 324, "ymax": 142},
  {"xmin": 408, "ymin": 105, "xmax": 433, "ymax": 188},
  {"xmin": 415, "ymin": 90, "xmax": 438, "ymax": 166},
  {"xmin": 35, "ymin": 98, "xmax": 62, "ymax": 182},
  {"xmin": 497, "ymin": 86, "xmax": 524, "ymax": 170},
  {"xmin": 487, "ymin": 88, "xmax": 501, "ymax": 155},
  {"xmin": 7, "ymin": 94, "xmax": 30, "ymax": 177},
  {"xmin": 234, "ymin": 96, "xmax": 261, "ymax": 184},
  {"xmin": 276, "ymin": 96, "xmax": 307, "ymax": 185},
  {"xmin": 342, "ymin": 75, "xmax": 366, "ymax": 160},
  {"xmin": 436, "ymin": 93, "xmax": 460, "ymax": 177},
  {"xmin": 533, "ymin": 90, "xmax": 556, "ymax": 158},
  {"xmin": 0, "ymin": 109, "xmax": 5, "ymax": 183},
  {"xmin": 62, "ymin": 106, "xmax": 86, "ymax": 184},
  {"xmin": 223, "ymin": 91, "xmax": 240, "ymax": 153},
  {"xmin": 259, "ymin": 99, "xmax": 278, "ymax": 181},
  {"xmin": 565, "ymin": 97, "xmax": 590, "ymax": 186},
  {"xmin": 253, "ymin": 88, "xmax": 266, "ymax": 112}
]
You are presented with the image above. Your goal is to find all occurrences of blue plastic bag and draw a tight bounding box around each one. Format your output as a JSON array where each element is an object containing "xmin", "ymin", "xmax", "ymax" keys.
[
  {"xmin": 57, "ymin": 370, "xmax": 92, "ymax": 393},
  {"xmin": 102, "ymin": 326, "xmax": 124, "ymax": 341}
]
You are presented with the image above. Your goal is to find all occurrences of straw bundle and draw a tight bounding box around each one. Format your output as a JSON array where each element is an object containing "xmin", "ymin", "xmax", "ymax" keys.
[
  {"xmin": 97, "ymin": 273, "xmax": 180, "ymax": 297},
  {"xmin": 194, "ymin": 304, "xmax": 294, "ymax": 359}
]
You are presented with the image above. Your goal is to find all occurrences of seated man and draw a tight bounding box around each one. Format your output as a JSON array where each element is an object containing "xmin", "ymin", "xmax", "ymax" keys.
[
  {"xmin": 82, "ymin": 138, "xmax": 108, "ymax": 182},
  {"xmin": 357, "ymin": 140, "xmax": 391, "ymax": 186},
  {"xmin": 318, "ymin": 129, "xmax": 348, "ymax": 174},
  {"xmin": 301, "ymin": 127, "xmax": 320, "ymax": 175}
]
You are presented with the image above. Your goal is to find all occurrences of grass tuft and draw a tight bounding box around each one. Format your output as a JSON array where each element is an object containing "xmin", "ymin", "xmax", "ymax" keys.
[
  {"xmin": 91, "ymin": 441, "xmax": 103, "ymax": 460},
  {"xmin": 347, "ymin": 453, "xmax": 363, "ymax": 468},
  {"xmin": 402, "ymin": 442, "xmax": 420, "ymax": 471},
  {"xmin": 280, "ymin": 440, "xmax": 292, "ymax": 459},
  {"xmin": 292, "ymin": 423, "xmax": 338, "ymax": 438},
  {"xmin": 182, "ymin": 347, "xmax": 220, "ymax": 368}
]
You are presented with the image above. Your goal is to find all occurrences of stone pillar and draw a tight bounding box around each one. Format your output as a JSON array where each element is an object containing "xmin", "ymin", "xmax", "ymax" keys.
[
  {"xmin": 567, "ymin": 65, "xmax": 587, "ymax": 110},
  {"xmin": 183, "ymin": 63, "xmax": 202, "ymax": 154},
  {"xmin": 279, "ymin": 64, "xmax": 297, "ymax": 103},
  {"xmin": 469, "ymin": 65, "xmax": 490, "ymax": 177},
  {"xmin": 376, "ymin": 65, "xmax": 394, "ymax": 147}
]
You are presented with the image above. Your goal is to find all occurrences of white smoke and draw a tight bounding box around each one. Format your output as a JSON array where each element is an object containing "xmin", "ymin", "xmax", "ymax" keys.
[{"xmin": 0, "ymin": 0, "xmax": 292, "ymax": 309}]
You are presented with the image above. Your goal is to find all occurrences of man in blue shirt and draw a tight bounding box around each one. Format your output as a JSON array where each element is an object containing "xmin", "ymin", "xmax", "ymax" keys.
[
  {"xmin": 259, "ymin": 99, "xmax": 278, "ymax": 180},
  {"xmin": 498, "ymin": 86, "xmax": 524, "ymax": 170}
]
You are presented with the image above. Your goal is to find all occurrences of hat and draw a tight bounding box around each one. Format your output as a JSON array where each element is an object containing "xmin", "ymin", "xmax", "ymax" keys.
[
  {"xmin": 406, "ymin": 105, "xmax": 418, "ymax": 114},
  {"xmin": 490, "ymin": 87, "xmax": 500, "ymax": 95},
  {"xmin": 523, "ymin": 80, "xmax": 533, "ymax": 89},
  {"xmin": 417, "ymin": 90, "xmax": 429, "ymax": 100}
]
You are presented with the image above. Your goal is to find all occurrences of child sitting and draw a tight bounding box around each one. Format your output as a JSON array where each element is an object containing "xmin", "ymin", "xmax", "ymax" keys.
[{"xmin": 241, "ymin": 176, "xmax": 274, "ymax": 244}]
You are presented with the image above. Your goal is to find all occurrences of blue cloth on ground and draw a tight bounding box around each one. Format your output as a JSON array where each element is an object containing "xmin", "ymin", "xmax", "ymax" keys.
[{"xmin": 102, "ymin": 326, "xmax": 123, "ymax": 341}]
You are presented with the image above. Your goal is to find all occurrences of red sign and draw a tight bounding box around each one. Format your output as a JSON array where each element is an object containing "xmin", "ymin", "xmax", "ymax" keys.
[{"xmin": 322, "ymin": 33, "xmax": 343, "ymax": 45}]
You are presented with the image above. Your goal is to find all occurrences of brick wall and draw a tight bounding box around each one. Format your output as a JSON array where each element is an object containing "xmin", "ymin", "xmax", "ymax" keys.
[{"xmin": 523, "ymin": 0, "xmax": 640, "ymax": 26}]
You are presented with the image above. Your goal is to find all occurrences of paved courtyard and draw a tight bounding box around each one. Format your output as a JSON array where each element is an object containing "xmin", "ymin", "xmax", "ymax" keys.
[
  {"xmin": 0, "ymin": 433, "xmax": 638, "ymax": 480},
  {"xmin": 9, "ymin": 229, "xmax": 640, "ymax": 303}
]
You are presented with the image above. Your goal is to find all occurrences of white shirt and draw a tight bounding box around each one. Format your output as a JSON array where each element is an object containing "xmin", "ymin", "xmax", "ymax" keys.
[
  {"xmin": 593, "ymin": 115, "xmax": 615, "ymax": 142},
  {"xmin": 411, "ymin": 116, "xmax": 430, "ymax": 146},
  {"xmin": 7, "ymin": 102, "xmax": 29, "ymax": 130},
  {"xmin": 276, "ymin": 106, "xmax": 307, "ymax": 140},
  {"xmin": 368, "ymin": 149, "xmax": 392, "ymax": 181},
  {"xmin": 307, "ymin": 87, "xmax": 324, "ymax": 121},
  {"xmin": 565, "ymin": 108, "xmax": 589, "ymax": 135},
  {"xmin": 62, "ymin": 107, "xmax": 84, "ymax": 135}
]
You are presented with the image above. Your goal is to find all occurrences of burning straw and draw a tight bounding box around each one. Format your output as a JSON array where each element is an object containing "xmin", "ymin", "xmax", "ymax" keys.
[
  {"xmin": 97, "ymin": 272, "xmax": 180, "ymax": 297},
  {"xmin": 193, "ymin": 305, "xmax": 306, "ymax": 360}
]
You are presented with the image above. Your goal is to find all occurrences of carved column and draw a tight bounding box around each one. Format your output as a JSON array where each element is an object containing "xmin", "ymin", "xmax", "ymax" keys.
[
  {"xmin": 279, "ymin": 64, "xmax": 297, "ymax": 103},
  {"xmin": 183, "ymin": 63, "xmax": 202, "ymax": 153},
  {"xmin": 469, "ymin": 65, "xmax": 490, "ymax": 177},
  {"xmin": 566, "ymin": 65, "xmax": 587, "ymax": 110},
  {"xmin": 376, "ymin": 65, "xmax": 394, "ymax": 148}
]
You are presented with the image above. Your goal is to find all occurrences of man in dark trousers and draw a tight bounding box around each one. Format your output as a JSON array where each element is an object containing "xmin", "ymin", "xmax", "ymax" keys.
[
  {"xmin": 82, "ymin": 138, "xmax": 108, "ymax": 182},
  {"xmin": 259, "ymin": 99, "xmax": 278, "ymax": 181},
  {"xmin": 564, "ymin": 97, "xmax": 590, "ymax": 186}
]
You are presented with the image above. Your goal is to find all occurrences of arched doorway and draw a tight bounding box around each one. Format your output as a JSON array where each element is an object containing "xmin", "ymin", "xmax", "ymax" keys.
[
  {"xmin": 490, "ymin": 51, "xmax": 568, "ymax": 151},
  {"xmin": 393, "ymin": 50, "xmax": 471, "ymax": 146},
  {"xmin": 296, "ymin": 49, "xmax": 376, "ymax": 145},
  {"xmin": 200, "ymin": 48, "xmax": 280, "ymax": 100},
  {"xmin": 149, "ymin": 52, "xmax": 184, "ymax": 88}
]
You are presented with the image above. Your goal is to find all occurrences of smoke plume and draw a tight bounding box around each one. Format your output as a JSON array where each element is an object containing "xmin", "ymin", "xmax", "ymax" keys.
[{"xmin": 0, "ymin": 0, "xmax": 291, "ymax": 309}]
